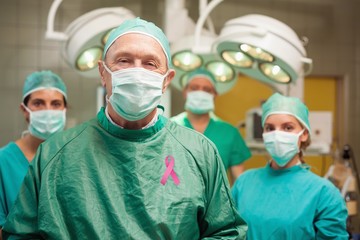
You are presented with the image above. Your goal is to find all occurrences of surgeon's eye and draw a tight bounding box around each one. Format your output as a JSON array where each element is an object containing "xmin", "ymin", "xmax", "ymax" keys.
[
  {"xmin": 188, "ymin": 85, "xmax": 200, "ymax": 91},
  {"xmin": 282, "ymin": 123, "xmax": 295, "ymax": 132},
  {"xmin": 263, "ymin": 125, "xmax": 275, "ymax": 132},
  {"xmin": 32, "ymin": 100, "xmax": 44, "ymax": 107},
  {"xmin": 115, "ymin": 58, "xmax": 131, "ymax": 68},
  {"xmin": 52, "ymin": 101, "xmax": 64, "ymax": 109},
  {"xmin": 143, "ymin": 61, "xmax": 157, "ymax": 71},
  {"xmin": 203, "ymin": 87, "xmax": 215, "ymax": 94}
]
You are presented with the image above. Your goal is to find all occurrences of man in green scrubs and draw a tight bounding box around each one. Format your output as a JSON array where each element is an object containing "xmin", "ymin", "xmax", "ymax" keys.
[
  {"xmin": 2, "ymin": 18, "xmax": 247, "ymax": 239},
  {"xmin": 171, "ymin": 68, "xmax": 251, "ymax": 183}
]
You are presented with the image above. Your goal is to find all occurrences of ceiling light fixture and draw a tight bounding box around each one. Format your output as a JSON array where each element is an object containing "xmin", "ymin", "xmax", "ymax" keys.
[
  {"xmin": 170, "ymin": 0, "xmax": 238, "ymax": 95},
  {"xmin": 46, "ymin": 0, "xmax": 135, "ymax": 78},
  {"xmin": 213, "ymin": 14, "xmax": 313, "ymax": 85}
]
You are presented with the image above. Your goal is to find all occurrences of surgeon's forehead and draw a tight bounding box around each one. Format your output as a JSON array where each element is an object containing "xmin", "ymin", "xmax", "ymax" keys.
[
  {"xmin": 28, "ymin": 89, "xmax": 65, "ymax": 101},
  {"xmin": 265, "ymin": 114, "xmax": 301, "ymax": 126},
  {"xmin": 106, "ymin": 33, "xmax": 167, "ymax": 62},
  {"xmin": 188, "ymin": 77, "xmax": 214, "ymax": 87}
]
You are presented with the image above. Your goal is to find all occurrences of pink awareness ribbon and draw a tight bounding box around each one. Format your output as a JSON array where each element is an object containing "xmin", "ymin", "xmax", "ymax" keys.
[{"xmin": 160, "ymin": 155, "xmax": 180, "ymax": 186}]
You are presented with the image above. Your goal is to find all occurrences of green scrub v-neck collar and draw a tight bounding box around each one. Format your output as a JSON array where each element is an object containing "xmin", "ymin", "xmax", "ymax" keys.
[
  {"xmin": 97, "ymin": 107, "xmax": 167, "ymax": 141},
  {"xmin": 184, "ymin": 113, "xmax": 213, "ymax": 135}
]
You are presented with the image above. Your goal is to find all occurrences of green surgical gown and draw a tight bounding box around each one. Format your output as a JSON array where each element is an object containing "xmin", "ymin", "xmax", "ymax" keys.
[
  {"xmin": 0, "ymin": 142, "xmax": 29, "ymax": 227},
  {"xmin": 171, "ymin": 112, "xmax": 251, "ymax": 169},
  {"xmin": 232, "ymin": 164, "xmax": 348, "ymax": 239},
  {"xmin": 3, "ymin": 108, "xmax": 247, "ymax": 239}
]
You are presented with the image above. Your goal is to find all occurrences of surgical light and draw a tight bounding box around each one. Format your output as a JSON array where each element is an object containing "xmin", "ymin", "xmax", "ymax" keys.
[
  {"xmin": 213, "ymin": 14, "xmax": 313, "ymax": 85},
  {"xmin": 76, "ymin": 47, "xmax": 103, "ymax": 72},
  {"xmin": 101, "ymin": 29, "xmax": 115, "ymax": 45},
  {"xmin": 205, "ymin": 61, "xmax": 235, "ymax": 83},
  {"xmin": 221, "ymin": 51, "xmax": 253, "ymax": 68},
  {"xmin": 239, "ymin": 44, "xmax": 274, "ymax": 62},
  {"xmin": 260, "ymin": 63, "xmax": 291, "ymax": 83},
  {"xmin": 172, "ymin": 51, "xmax": 203, "ymax": 71},
  {"xmin": 46, "ymin": 0, "xmax": 135, "ymax": 78},
  {"xmin": 170, "ymin": 34, "xmax": 238, "ymax": 94}
]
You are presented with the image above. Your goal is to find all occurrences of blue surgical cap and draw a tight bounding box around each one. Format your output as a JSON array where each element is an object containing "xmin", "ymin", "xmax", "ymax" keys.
[
  {"xmin": 261, "ymin": 93, "xmax": 311, "ymax": 133},
  {"xmin": 102, "ymin": 17, "xmax": 172, "ymax": 68},
  {"xmin": 182, "ymin": 68, "xmax": 217, "ymax": 90},
  {"xmin": 22, "ymin": 70, "xmax": 67, "ymax": 100}
]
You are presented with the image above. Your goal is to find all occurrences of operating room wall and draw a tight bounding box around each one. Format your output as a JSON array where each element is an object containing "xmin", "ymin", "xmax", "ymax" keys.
[{"xmin": 0, "ymin": 1, "xmax": 359, "ymax": 175}]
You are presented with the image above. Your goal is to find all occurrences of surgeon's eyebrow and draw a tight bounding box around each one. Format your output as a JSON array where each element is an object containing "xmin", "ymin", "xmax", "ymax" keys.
[{"xmin": 116, "ymin": 50, "xmax": 163, "ymax": 63}]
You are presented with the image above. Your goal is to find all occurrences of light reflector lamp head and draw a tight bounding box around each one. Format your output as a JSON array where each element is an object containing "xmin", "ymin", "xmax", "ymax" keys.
[
  {"xmin": 62, "ymin": 7, "xmax": 135, "ymax": 78},
  {"xmin": 171, "ymin": 34, "xmax": 238, "ymax": 94},
  {"xmin": 213, "ymin": 14, "xmax": 312, "ymax": 85}
]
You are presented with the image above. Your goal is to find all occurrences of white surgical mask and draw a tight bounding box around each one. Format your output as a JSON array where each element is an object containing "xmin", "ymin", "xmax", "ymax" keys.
[
  {"xmin": 185, "ymin": 91, "xmax": 214, "ymax": 114},
  {"xmin": 262, "ymin": 129, "xmax": 305, "ymax": 167},
  {"xmin": 103, "ymin": 63, "xmax": 167, "ymax": 121},
  {"xmin": 23, "ymin": 105, "xmax": 66, "ymax": 140}
]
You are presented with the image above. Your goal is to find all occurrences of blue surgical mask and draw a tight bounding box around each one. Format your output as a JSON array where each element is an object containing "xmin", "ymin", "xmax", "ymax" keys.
[
  {"xmin": 103, "ymin": 63, "xmax": 168, "ymax": 121},
  {"xmin": 262, "ymin": 129, "xmax": 305, "ymax": 167},
  {"xmin": 23, "ymin": 105, "xmax": 66, "ymax": 140},
  {"xmin": 185, "ymin": 91, "xmax": 214, "ymax": 114}
]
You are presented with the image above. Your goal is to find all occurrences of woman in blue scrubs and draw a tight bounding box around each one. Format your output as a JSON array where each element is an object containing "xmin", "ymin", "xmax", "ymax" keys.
[
  {"xmin": 232, "ymin": 93, "xmax": 348, "ymax": 239},
  {"xmin": 0, "ymin": 71, "xmax": 67, "ymax": 238}
]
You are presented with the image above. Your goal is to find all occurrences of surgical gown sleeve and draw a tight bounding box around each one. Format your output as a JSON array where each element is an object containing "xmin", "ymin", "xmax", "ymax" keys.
[
  {"xmin": 196, "ymin": 141, "xmax": 247, "ymax": 239},
  {"xmin": 314, "ymin": 182, "xmax": 348, "ymax": 239}
]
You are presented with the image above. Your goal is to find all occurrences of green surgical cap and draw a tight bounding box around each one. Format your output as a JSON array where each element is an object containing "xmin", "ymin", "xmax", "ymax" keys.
[
  {"xmin": 182, "ymin": 68, "xmax": 217, "ymax": 90},
  {"xmin": 22, "ymin": 70, "xmax": 67, "ymax": 100},
  {"xmin": 102, "ymin": 17, "xmax": 172, "ymax": 68},
  {"xmin": 261, "ymin": 93, "xmax": 311, "ymax": 133}
]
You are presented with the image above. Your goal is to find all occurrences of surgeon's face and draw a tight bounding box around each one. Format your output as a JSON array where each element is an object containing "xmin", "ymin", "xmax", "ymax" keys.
[
  {"xmin": 21, "ymin": 89, "xmax": 66, "ymax": 122},
  {"xmin": 183, "ymin": 77, "xmax": 217, "ymax": 98},
  {"xmin": 263, "ymin": 114, "xmax": 309, "ymax": 144},
  {"xmin": 99, "ymin": 33, "xmax": 175, "ymax": 96}
]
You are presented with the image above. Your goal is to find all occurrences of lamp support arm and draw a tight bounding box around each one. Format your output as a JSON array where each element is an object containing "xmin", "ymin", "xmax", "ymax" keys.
[
  {"xmin": 193, "ymin": 0, "xmax": 223, "ymax": 53},
  {"xmin": 199, "ymin": 0, "xmax": 216, "ymax": 34},
  {"xmin": 45, "ymin": 0, "xmax": 68, "ymax": 40}
]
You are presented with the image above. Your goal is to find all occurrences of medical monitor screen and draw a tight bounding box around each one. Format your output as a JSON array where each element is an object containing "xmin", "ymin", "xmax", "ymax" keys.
[{"xmin": 253, "ymin": 112, "xmax": 263, "ymax": 141}]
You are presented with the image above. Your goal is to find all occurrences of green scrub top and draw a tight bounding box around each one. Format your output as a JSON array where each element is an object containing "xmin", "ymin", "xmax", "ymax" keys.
[
  {"xmin": 0, "ymin": 142, "xmax": 29, "ymax": 227},
  {"xmin": 171, "ymin": 112, "xmax": 251, "ymax": 169},
  {"xmin": 232, "ymin": 164, "xmax": 348, "ymax": 239},
  {"xmin": 3, "ymin": 108, "xmax": 247, "ymax": 239}
]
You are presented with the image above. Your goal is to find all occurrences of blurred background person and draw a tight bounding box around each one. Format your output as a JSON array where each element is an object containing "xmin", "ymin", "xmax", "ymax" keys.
[
  {"xmin": 0, "ymin": 70, "xmax": 67, "ymax": 238},
  {"xmin": 232, "ymin": 93, "xmax": 348, "ymax": 239},
  {"xmin": 171, "ymin": 68, "xmax": 251, "ymax": 183}
]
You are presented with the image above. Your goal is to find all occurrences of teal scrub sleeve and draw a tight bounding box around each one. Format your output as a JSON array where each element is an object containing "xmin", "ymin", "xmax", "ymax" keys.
[
  {"xmin": 314, "ymin": 185, "xmax": 348, "ymax": 239},
  {"xmin": 0, "ymin": 172, "xmax": 6, "ymax": 227},
  {"xmin": 2, "ymin": 149, "xmax": 42, "ymax": 239}
]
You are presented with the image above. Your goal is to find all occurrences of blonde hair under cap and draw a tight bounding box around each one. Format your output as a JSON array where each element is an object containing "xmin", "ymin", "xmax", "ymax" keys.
[
  {"xmin": 102, "ymin": 17, "xmax": 172, "ymax": 68},
  {"xmin": 261, "ymin": 93, "xmax": 311, "ymax": 134}
]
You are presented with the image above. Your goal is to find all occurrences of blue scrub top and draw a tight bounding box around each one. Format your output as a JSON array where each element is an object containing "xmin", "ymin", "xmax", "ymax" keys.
[
  {"xmin": 0, "ymin": 142, "xmax": 29, "ymax": 226},
  {"xmin": 232, "ymin": 163, "xmax": 349, "ymax": 239},
  {"xmin": 171, "ymin": 112, "xmax": 251, "ymax": 169}
]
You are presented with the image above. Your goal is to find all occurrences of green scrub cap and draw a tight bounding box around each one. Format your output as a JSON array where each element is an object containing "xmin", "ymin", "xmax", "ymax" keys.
[
  {"xmin": 182, "ymin": 68, "xmax": 217, "ymax": 89},
  {"xmin": 261, "ymin": 93, "xmax": 311, "ymax": 133},
  {"xmin": 22, "ymin": 70, "xmax": 67, "ymax": 100},
  {"xmin": 102, "ymin": 17, "xmax": 172, "ymax": 68}
]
